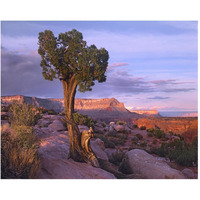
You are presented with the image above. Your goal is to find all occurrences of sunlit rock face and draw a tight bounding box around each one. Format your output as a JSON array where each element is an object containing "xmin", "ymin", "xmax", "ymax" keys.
[
  {"xmin": 135, "ymin": 117, "xmax": 198, "ymax": 136},
  {"xmin": 130, "ymin": 110, "xmax": 160, "ymax": 117},
  {"xmin": 1, "ymin": 95, "xmax": 140, "ymax": 121}
]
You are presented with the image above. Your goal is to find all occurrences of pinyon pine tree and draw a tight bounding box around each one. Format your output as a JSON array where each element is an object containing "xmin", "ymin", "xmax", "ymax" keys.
[{"xmin": 38, "ymin": 29, "xmax": 109, "ymax": 167}]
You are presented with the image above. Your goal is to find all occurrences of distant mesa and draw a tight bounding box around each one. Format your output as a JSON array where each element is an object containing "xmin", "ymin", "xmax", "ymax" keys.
[
  {"xmin": 1, "ymin": 95, "xmax": 144, "ymax": 121},
  {"xmin": 180, "ymin": 113, "xmax": 198, "ymax": 117},
  {"xmin": 130, "ymin": 110, "xmax": 160, "ymax": 116}
]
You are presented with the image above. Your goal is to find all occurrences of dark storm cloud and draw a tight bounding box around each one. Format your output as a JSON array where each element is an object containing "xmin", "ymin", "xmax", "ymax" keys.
[{"xmin": 1, "ymin": 48, "xmax": 63, "ymax": 98}]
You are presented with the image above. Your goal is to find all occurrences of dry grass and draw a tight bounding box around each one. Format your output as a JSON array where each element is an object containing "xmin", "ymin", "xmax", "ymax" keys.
[{"xmin": 1, "ymin": 126, "xmax": 41, "ymax": 179}]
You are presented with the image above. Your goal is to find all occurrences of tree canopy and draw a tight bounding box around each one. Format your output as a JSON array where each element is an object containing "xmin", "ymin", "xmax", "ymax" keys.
[{"xmin": 38, "ymin": 29, "xmax": 109, "ymax": 92}]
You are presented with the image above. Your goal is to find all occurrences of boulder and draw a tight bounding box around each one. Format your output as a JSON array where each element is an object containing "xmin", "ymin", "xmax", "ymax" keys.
[
  {"xmin": 38, "ymin": 131, "xmax": 114, "ymax": 179},
  {"xmin": 109, "ymin": 122, "xmax": 115, "ymax": 126},
  {"xmin": 108, "ymin": 125, "xmax": 115, "ymax": 132},
  {"xmin": 48, "ymin": 119, "xmax": 66, "ymax": 131},
  {"xmin": 119, "ymin": 149, "xmax": 185, "ymax": 179},
  {"xmin": 182, "ymin": 168, "xmax": 197, "ymax": 179},
  {"xmin": 113, "ymin": 124, "xmax": 125, "ymax": 132},
  {"xmin": 37, "ymin": 119, "xmax": 51, "ymax": 127},
  {"xmin": 91, "ymin": 139, "xmax": 108, "ymax": 161}
]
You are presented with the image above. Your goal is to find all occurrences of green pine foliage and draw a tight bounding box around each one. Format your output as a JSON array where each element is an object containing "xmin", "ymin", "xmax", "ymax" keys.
[{"xmin": 38, "ymin": 29, "xmax": 109, "ymax": 92}]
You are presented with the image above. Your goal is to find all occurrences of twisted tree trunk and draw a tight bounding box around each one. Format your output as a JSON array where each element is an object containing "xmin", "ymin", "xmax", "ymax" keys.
[{"xmin": 62, "ymin": 77, "xmax": 99, "ymax": 167}]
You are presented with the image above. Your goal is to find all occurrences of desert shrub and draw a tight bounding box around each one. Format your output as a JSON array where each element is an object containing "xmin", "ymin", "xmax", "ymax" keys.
[
  {"xmin": 161, "ymin": 137, "xmax": 168, "ymax": 141},
  {"xmin": 107, "ymin": 130, "xmax": 118, "ymax": 137},
  {"xmin": 109, "ymin": 150, "xmax": 125, "ymax": 165},
  {"xmin": 152, "ymin": 139, "xmax": 157, "ymax": 144},
  {"xmin": 153, "ymin": 129, "xmax": 166, "ymax": 139},
  {"xmin": 131, "ymin": 136, "xmax": 139, "ymax": 143},
  {"xmin": 140, "ymin": 141, "xmax": 147, "ymax": 147},
  {"xmin": 36, "ymin": 107, "xmax": 48, "ymax": 114},
  {"xmin": 147, "ymin": 127, "xmax": 154, "ymax": 133},
  {"xmin": 108, "ymin": 137, "xmax": 125, "ymax": 146},
  {"xmin": 169, "ymin": 131, "xmax": 174, "ymax": 135},
  {"xmin": 1, "ymin": 105, "xmax": 9, "ymax": 112},
  {"xmin": 115, "ymin": 133, "xmax": 128, "ymax": 140},
  {"xmin": 8, "ymin": 102, "xmax": 40, "ymax": 126},
  {"xmin": 73, "ymin": 113, "xmax": 95, "ymax": 127},
  {"xmin": 136, "ymin": 133, "xmax": 143, "ymax": 140},
  {"xmin": 133, "ymin": 124, "xmax": 138, "ymax": 128},
  {"xmin": 150, "ymin": 143, "xmax": 169, "ymax": 157},
  {"xmin": 47, "ymin": 109, "xmax": 58, "ymax": 115},
  {"xmin": 140, "ymin": 126, "xmax": 146, "ymax": 130},
  {"xmin": 116, "ymin": 121, "xmax": 127, "ymax": 125},
  {"xmin": 169, "ymin": 146, "xmax": 197, "ymax": 167},
  {"xmin": 168, "ymin": 138, "xmax": 198, "ymax": 167},
  {"xmin": 120, "ymin": 129, "xmax": 131, "ymax": 135},
  {"xmin": 13, "ymin": 125, "xmax": 39, "ymax": 149},
  {"xmin": 1, "ymin": 127, "xmax": 40, "ymax": 179},
  {"xmin": 147, "ymin": 132, "xmax": 153, "ymax": 137},
  {"xmin": 94, "ymin": 134, "xmax": 115, "ymax": 148},
  {"xmin": 147, "ymin": 128, "xmax": 166, "ymax": 139},
  {"xmin": 150, "ymin": 138, "xmax": 198, "ymax": 167},
  {"xmin": 101, "ymin": 121, "xmax": 107, "ymax": 127},
  {"xmin": 1, "ymin": 114, "xmax": 9, "ymax": 120}
]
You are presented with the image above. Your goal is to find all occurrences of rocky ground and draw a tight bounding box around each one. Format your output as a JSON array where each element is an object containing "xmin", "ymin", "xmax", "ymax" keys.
[
  {"xmin": 25, "ymin": 114, "xmax": 198, "ymax": 179},
  {"xmin": 1, "ymin": 111, "xmax": 198, "ymax": 179}
]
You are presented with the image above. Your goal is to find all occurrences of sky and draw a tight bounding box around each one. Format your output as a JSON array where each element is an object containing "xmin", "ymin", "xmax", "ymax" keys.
[{"xmin": 1, "ymin": 21, "xmax": 198, "ymax": 111}]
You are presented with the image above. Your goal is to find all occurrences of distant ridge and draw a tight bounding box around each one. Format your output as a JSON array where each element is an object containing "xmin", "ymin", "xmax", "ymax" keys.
[{"xmin": 1, "ymin": 95, "xmax": 141, "ymax": 121}]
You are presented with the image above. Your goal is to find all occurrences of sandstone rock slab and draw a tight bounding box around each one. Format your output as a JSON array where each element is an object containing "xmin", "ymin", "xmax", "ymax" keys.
[
  {"xmin": 91, "ymin": 139, "xmax": 108, "ymax": 161},
  {"xmin": 48, "ymin": 119, "xmax": 66, "ymax": 131},
  {"xmin": 119, "ymin": 149, "xmax": 185, "ymax": 179}
]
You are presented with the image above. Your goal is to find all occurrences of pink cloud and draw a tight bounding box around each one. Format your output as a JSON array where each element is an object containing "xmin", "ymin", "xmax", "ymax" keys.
[{"xmin": 108, "ymin": 62, "xmax": 128, "ymax": 69}]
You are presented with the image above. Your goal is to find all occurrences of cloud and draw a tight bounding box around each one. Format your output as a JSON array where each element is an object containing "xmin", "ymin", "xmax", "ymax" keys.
[
  {"xmin": 147, "ymin": 96, "xmax": 170, "ymax": 100},
  {"xmin": 108, "ymin": 62, "xmax": 128, "ymax": 69},
  {"xmin": 1, "ymin": 47, "xmax": 63, "ymax": 98}
]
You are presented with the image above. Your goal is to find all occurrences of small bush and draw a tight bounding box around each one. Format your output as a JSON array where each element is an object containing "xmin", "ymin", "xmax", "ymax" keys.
[
  {"xmin": 1, "ymin": 105, "xmax": 9, "ymax": 112},
  {"xmin": 140, "ymin": 126, "xmax": 146, "ymax": 130},
  {"xmin": 94, "ymin": 134, "xmax": 115, "ymax": 148},
  {"xmin": 153, "ymin": 129, "xmax": 166, "ymax": 139},
  {"xmin": 108, "ymin": 137, "xmax": 125, "ymax": 146},
  {"xmin": 107, "ymin": 130, "xmax": 118, "ymax": 137},
  {"xmin": 47, "ymin": 109, "xmax": 58, "ymax": 115},
  {"xmin": 152, "ymin": 139, "xmax": 157, "ymax": 144},
  {"xmin": 101, "ymin": 122, "xmax": 107, "ymax": 127},
  {"xmin": 133, "ymin": 124, "xmax": 138, "ymax": 128},
  {"xmin": 131, "ymin": 136, "xmax": 139, "ymax": 143},
  {"xmin": 147, "ymin": 127, "xmax": 154, "ymax": 133},
  {"xmin": 1, "ymin": 114, "xmax": 9, "ymax": 120},
  {"xmin": 1, "ymin": 127, "xmax": 40, "ymax": 179},
  {"xmin": 150, "ymin": 138, "xmax": 198, "ymax": 167},
  {"xmin": 140, "ymin": 142, "xmax": 147, "ymax": 147},
  {"xmin": 115, "ymin": 133, "xmax": 128, "ymax": 140},
  {"xmin": 136, "ymin": 133, "xmax": 143, "ymax": 140},
  {"xmin": 8, "ymin": 102, "xmax": 40, "ymax": 126},
  {"xmin": 116, "ymin": 121, "xmax": 127, "ymax": 125},
  {"xmin": 147, "ymin": 132, "xmax": 153, "ymax": 137},
  {"xmin": 73, "ymin": 113, "xmax": 95, "ymax": 127},
  {"xmin": 109, "ymin": 150, "xmax": 125, "ymax": 165}
]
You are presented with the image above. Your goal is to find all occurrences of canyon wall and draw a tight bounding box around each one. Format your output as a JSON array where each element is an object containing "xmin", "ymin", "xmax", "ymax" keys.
[
  {"xmin": 135, "ymin": 117, "xmax": 198, "ymax": 136},
  {"xmin": 131, "ymin": 110, "xmax": 160, "ymax": 116},
  {"xmin": 1, "ymin": 95, "xmax": 140, "ymax": 121}
]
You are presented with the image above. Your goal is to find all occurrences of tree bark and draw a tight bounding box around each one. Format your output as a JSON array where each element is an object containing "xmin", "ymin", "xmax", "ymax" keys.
[{"xmin": 62, "ymin": 78, "xmax": 99, "ymax": 167}]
